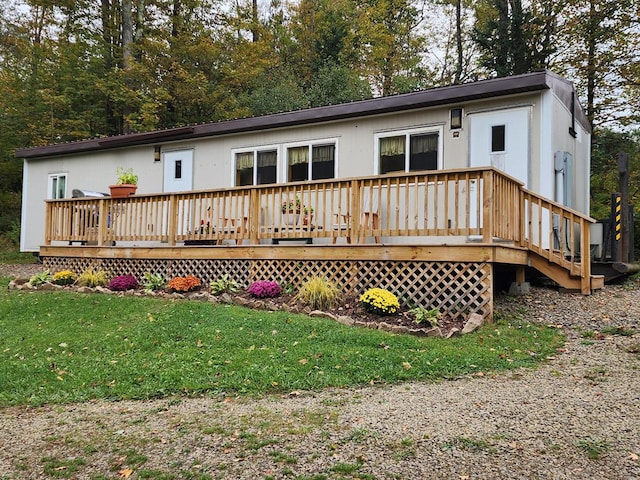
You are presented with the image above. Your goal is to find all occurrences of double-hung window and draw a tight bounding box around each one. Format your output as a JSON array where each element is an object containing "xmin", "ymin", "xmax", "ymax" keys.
[
  {"xmin": 376, "ymin": 128, "xmax": 442, "ymax": 174},
  {"xmin": 234, "ymin": 148, "xmax": 278, "ymax": 186},
  {"xmin": 286, "ymin": 141, "xmax": 336, "ymax": 182},
  {"xmin": 48, "ymin": 173, "xmax": 67, "ymax": 199}
]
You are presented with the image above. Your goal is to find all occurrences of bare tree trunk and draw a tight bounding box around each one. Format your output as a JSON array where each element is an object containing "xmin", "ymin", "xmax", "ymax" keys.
[
  {"xmin": 121, "ymin": 0, "xmax": 134, "ymax": 133},
  {"xmin": 454, "ymin": 0, "xmax": 463, "ymax": 84},
  {"xmin": 121, "ymin": 0, "xmax": 133, "ymax": 70},
  {"xmin": 252, "ymin": 0, "xmax": 259, "ymax": 42},
  {"xmin": 586, "ymin": 0, "xmax": 596, "ymax": 132},
  {"xmin": 135, "ymin": 0, "xmax": 145, "ymax": 44}
]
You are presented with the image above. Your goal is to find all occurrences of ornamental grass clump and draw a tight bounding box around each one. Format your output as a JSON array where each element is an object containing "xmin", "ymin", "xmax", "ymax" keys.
[
  {"xmin": 360, "ymin": 288, "xmax": 400, "ymax": 316},
  {"xmin": 52, "ymin": 270, "xmax": 77, "ymax": 286},
  {"xmin": 108, "ymin": 274, "xmax": 139, "ymax": 291},
  {"xmin": 167, "ymin": 275, "xmax": 201, "ymax": 293},
  {"xmin": 77, "ymin": 267, "xmax": 110, "ymax": 288},
  {"xmin": 293, "ymin": 275, "xmax": 341, "ymax": 310},
  {"xmin": 248, "ymin": 280, "xmax": 282, "ymax": 298}
]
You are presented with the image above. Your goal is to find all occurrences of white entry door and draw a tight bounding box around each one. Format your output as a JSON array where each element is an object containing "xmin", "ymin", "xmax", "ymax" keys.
[
  {"xmin": 468, "ymin": 107, "xmax": 530, "ymax": 185},
  {"xmin": 163, "ymin": 149, "xmax": 194, "ymax": 193},
  {"xmin": 467, "ymin": 107, "xmax": 530, "ymax": 232}
]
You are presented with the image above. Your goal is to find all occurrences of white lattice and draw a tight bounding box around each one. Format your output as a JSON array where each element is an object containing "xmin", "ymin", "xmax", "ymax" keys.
[{"xmin": 42, "ymin": 256, "xmax": 492, "ymax": 320}]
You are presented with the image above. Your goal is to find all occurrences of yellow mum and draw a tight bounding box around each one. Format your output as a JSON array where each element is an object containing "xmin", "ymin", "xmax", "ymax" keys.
[{"xmin": 360, "ymin": 288, "xmax": 400, "ymax": 316}]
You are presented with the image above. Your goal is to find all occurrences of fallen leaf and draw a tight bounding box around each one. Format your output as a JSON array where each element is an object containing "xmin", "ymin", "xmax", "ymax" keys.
[
  {"xmin": 118, "ymin": 468, "xmax": 133, "ymax": 478},
  {"xmin": 298, "ymin": 358, "xmax": 308, "ymax": 365},
  {"xmin": 630, "ymin": 453, "xmax": 639, "ymax": 461},
  {"xmin": 402, "ymin": 362, "xmax": 411, "ymax": 370}
]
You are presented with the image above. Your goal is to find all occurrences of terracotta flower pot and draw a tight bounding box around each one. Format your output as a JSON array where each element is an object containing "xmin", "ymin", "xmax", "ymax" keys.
[{"xmin": 109, "ymin": 184, "xmax": 138, "ymax": 198}]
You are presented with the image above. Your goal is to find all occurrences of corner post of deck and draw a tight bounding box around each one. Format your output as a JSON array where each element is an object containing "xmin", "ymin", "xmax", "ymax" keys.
[
  {"xmin": 249, "ymin": 189, "xmax": 260, "ymax": 244},
  {"xmin": 482, "ymin": 169, "xmax": 495, "ymax": 243},
  {"xmin": 44, "ymin": 200, "xmax": 52, "ymax": 245},
  {"xmin": 518, "ymin": 189, "xmax": 526, "ymax": 247},
  {"xmin": 97, "ymin": 199, "xmax": 107, "ymax": 246},
  {"xmin": 168, "ymin": 194, "xmax": 178, "ymax": 246},
  {"xmin": 581, "ymin": 218, "xmax": 592, "ymax": 294}
]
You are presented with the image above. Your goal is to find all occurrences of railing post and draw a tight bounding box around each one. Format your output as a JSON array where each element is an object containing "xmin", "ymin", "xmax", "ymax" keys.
[
  {"xmin": 482, "ymin": 170, "xmax": 494, "ymax": 243},
  {"xmin": 350, "ymin": 179, "xmax": 360, "ymax": 242},
  {"xmin": 168, "ymin": 195, "xmax": 178, "ymax": 246},
  {"xmin": 581, "ymin": 218, "xmax": 592, "ymax": 294},
  {"xmin": 249, "ymin": 189, "xmax": 260, "ymax": 244},
  {"xmin": 97, "ymin": 199, "xmax": 107, "ymax": 246},
  {"xmin": 518, "ymin": 190, "xmax": 526, "ymax": 248}
]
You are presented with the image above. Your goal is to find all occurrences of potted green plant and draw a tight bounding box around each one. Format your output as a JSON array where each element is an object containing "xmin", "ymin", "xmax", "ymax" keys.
[
  {"xmin": 281, "ymin": 195, "xmax": 301, "ymax": 226},
  {"xmin": 302, "ymin": 205, "xmax": 314, "ymax": 226},
  {"xmin": 109, "ymin": 167, "xmax": 138, "ymax": 198}
]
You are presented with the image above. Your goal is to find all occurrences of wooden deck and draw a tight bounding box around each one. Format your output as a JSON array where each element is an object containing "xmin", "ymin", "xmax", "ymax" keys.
[{"xmin": 40, "ymin": 167, "xmax": 600, "ymax": 320}]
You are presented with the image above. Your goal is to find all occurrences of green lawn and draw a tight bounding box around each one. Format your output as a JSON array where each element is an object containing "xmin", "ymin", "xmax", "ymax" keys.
[
  {"xmin": 0, "ymin": 277, "xmax": 564, "ymax": 406},
  {"xmin": 0, "ymin": 240, "xmax": 37, "ymax": 264}
]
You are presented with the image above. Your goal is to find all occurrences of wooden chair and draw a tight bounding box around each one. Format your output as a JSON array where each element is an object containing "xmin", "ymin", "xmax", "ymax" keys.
[
  {"xmin": 359, "ymin": 186, "xmax": 380, "ymax": 244},
  {"xmin": 331, "ymin": 213, "xmax": 351, "ymax": 244},
  {"xmin": 331, "ymin": 186, "xmax": 380, "ymax": 244}
]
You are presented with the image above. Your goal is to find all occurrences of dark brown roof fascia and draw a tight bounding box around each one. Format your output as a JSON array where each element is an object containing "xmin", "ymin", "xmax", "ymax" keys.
[{"xmin": 16, "ymin": 71, "xmax": 553, "ymax": 159}]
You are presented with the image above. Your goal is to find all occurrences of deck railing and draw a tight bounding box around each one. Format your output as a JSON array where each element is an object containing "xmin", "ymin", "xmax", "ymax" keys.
[{"xmin": 44, "ymin": 167, "xmax": 593, "ymax": 281}]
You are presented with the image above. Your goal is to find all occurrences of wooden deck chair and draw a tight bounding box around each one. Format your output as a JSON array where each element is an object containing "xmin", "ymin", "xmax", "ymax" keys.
[
  {"xmin": 331, "ymin": 213, "xmax": 351, "ymax": 244},
  {"xmin": 359, "ymin": 185, "xmax": 380, "ymax": 244}
]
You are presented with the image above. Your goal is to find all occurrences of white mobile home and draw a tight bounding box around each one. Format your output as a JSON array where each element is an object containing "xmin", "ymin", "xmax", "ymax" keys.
[
  {"xmin": 15, "ymin": 71, "xmax": 598, "ymax": 318},
  {"xmin": 18, "ymin": 70, "xmax": 590, "ymax": 251}
]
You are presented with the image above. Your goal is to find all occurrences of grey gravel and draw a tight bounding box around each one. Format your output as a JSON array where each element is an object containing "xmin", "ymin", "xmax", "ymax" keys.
[{"xmin": 1, "ymin": 265, "xmax": 639, "ymax": 479}]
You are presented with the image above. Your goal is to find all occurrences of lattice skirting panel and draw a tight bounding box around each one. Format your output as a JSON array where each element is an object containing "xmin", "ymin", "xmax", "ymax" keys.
[{"xmin": 42, "ymin": 257, "xmax": 493, "ymax": 320}]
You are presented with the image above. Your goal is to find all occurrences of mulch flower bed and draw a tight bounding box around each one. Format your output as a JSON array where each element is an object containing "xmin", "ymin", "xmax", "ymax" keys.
[{"xmin": 9, "ymin": 279, "xmax": 477, "ymax": 337}]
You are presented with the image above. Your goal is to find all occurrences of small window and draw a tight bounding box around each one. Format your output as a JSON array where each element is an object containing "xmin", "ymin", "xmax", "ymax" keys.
[
  {"xmin": 409, "ymin": 133, "xmax": 438, "ymax": 171},
  {"xmin": 288, "ymin": 146, "xmax": 309, "ymax": 182},
  {"xmin": 378, "ymin": 130, "xmax": 440, "ymax": 174},
  {"xmin": 48, "ymin": 173, "xmax": 67, "ymax": 199},
  {"xmin": 491, "ymin": 125, "xmax": 506, "ymax": 152},
  {"xmin": 311, "ymin": 144, "xmax": 335, "ymax": 180},
  {"xmin": 287, "ymin": 143, "xmax": 336, "ymax": 182},
  {"xmin": 234, "ymin": 149, "xmax": 278, "ymax": 186},
  {"xmin": 174, "ymin": 160, "xmax": 182, "ymax": 179},
  {"xmin": 379, "ymin": 136, "xmax": 405, "ymax": 174},
  {"xmin": 256, "ymin": 150, "xmax": 277, "ymax": 185}
]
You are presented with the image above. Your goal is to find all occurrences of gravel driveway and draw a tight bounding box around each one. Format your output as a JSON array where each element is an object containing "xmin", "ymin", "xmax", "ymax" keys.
[{"xmin": 1, "ymin": 265, "xmax": 639, "ymax": 479}]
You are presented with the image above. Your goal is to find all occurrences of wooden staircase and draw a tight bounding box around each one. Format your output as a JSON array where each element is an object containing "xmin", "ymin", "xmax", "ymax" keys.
[{"xmin": 528, "ymin": 252, "xmax": 604, "ymax": 294}]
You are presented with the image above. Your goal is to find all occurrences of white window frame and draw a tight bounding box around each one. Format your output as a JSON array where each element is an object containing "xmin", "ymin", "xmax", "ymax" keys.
[
  {"xmin": 231, "ymin": 144, "xmax": 280, "ymax": 186},
  {"xmin": 283, "ymin": 137, "xmax": 339, "ymax": 183},
  {"xmin": 48, "ymin": 173, "xmax": 68, "ymax": 199},
  {"xmin": 373, "ymin": 126, "xmax": 443, "ymax": 174}
]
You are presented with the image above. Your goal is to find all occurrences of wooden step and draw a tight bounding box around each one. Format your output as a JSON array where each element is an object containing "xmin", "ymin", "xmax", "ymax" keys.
[{"xmin": 528, "ymin": 253, "xmax": 599, "ymax": 294}]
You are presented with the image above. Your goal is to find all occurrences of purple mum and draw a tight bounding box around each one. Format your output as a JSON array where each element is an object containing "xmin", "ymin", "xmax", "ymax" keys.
[
  {"xmin": 248, "ymin": 280, "xmax": 282, "ymax": 298},
  {"xmin": 108, "ymin": 275, "xmax": 139, "ymax": 291}
]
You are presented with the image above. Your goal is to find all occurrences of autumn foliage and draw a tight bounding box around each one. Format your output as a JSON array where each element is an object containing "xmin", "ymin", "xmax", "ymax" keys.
[{"xmin": 167, "ymin": 275, "xmax": 201, "ymax": 292}]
